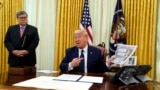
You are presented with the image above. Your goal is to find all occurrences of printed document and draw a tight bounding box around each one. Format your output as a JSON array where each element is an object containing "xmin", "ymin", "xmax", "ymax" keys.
[
  {"xmin": 79, "ymin": 76, "xmax": 103, "ymax": 83},
  {"xmin": 53, "ymin": 74, "xmax": 82, "ymax": 81},
  {"xmin": 111, "ymin": 44, "xmax": 137, "ymax": 64},
  {"xmin": 13, "ymin": 76, "xmax": 92, "ymax": 90}
]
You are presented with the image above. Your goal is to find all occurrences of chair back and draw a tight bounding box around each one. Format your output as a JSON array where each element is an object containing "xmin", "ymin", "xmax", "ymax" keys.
[{"xmin": 94, "ymin": 45, "xmax": 107, "ymax": 63}]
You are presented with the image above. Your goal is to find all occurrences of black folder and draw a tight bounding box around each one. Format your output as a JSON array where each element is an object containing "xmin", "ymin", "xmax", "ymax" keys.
[{"xmin": 21, "ymin": 34, "xmax": 31, "ymax": 49}]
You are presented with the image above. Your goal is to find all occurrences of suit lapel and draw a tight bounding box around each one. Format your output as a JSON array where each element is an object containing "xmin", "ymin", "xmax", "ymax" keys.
[
  {"xmin": 14, "ymin": 25, "xmax": 23, "ymax": 48},
  {"xmin": 74, "ymin": 47, "xmax": 79, "ymax": 57},
  {"xmin": 14, "ymin": 25, "xmax": 21, "ymax": 38},
  {"xmin": 87, "ymin": 46, "xmax": 93, "ymax": 67}
]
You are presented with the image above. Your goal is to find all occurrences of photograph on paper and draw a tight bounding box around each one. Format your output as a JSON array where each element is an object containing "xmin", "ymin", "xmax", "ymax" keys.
[
  {"xmin": 111, "ymin": 44, "xmax": 137, "ymax": 65},
  {"xmin": 123, "ymin": 56, "xmax": 137, "ymax": 66}
]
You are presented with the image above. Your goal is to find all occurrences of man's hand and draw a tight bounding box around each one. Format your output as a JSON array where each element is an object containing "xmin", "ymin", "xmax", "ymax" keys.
[
  {"xmin": 70, "ymin": 57, "xmax": 83, "ymax": 67},
  {"xmin": 12, "ymin": 50, "xmax": 20, "ymax": 57},
  {"xmin": 106, "ymin": 55, "xmax": 116, "ymax": 65},
  {"xmin": 19, "ymin": 50, "xmax": 29, "ymax": 56},
  {"xmin": 12, "ymin": 50, "xmax": 29, "ymax": 57}
]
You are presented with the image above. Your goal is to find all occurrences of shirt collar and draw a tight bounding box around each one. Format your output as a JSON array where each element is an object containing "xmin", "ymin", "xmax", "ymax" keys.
[
  {"xmin": 79, "ymin": 45, "xmax": 88, "ymax": 53},
  {"xmin": 19, "ymin": 25, "xmax": 26, "ymax": 29}
]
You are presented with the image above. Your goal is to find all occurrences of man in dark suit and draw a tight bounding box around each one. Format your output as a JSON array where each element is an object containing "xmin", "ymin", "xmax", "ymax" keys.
[
  {"xmin": 60, "ymin": 30, "xmax": 109, "ymax": 73},
  {"xmin": 4, "ymin": 11, "xmax": 39, "ymax": 67}
]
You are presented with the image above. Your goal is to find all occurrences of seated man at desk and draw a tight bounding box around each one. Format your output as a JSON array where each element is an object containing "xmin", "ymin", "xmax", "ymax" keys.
[{"xmin": 60, "ymin": 29, "xmax": 111, "ymax": 73}]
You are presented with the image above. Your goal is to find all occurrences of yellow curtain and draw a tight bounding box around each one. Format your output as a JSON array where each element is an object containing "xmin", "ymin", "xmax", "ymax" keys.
[
  {"xmin": 54, "ymin": 0, "xmax": 84, "ymax": 71},
  {"xmin": 156, "ymin": 0, "xmax": 160, "ymax": 82},
  {"xmin": 123, "ymin": 0, "xmax": 157, "ymax": 79},
  {"xmin": 0, "ymin": 0, "xmax": 23, "ymax": 73},
  {"xmin": 0, "ymin": 72, "xmax": 8, "ymax": 84}
]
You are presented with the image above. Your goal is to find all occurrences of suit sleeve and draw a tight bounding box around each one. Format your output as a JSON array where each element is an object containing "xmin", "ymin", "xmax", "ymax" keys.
[
  {"xmin": 60, "ymin": 49, "xmax": 70, "ymax": 72},
  {"xmin": 27, "ymin": 27, "xmax": 39, "ymax": 53},
  {"xmin": 96, "ymin": 49, "xmax": 110, "ymax": 73},
  {"xmin": 4, "ymin": 27, "xmax": 15, "ymax": 53},
  {"xmin": 97, "ymin": 57, "xmax": 109, "ymax": 73}
]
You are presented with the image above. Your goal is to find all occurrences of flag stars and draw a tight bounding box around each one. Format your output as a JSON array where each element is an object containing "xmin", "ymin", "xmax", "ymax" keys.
[{"xmin": 81, "ymin": 0, "xmax": 92, "ymax": 30}]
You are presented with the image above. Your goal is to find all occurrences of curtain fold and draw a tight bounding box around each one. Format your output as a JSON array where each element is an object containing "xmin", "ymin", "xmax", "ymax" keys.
[
  {"xmin": 0, "ymin": 72, "xmax": 8, "ymax": 84},
  {"xmin": 156, "ymin": 0, "xmax": 160, "ymax": 82},
  {"xmin": 0, "ymin": 0, "xmax": 23, "ymax": 73},
  {"xmin": 123, "ymin": 0, "xmax": 157, "ymax": 79},
  {"xmin": 89, "ymin": 0, "xmax": 117, "ymax": 47},
  {"xmin": 54, "ymin": 0, "xmax": 84, "ymax": 71},
  {"xmin": 24, "ymin": 0, "xmax": 57, "ymax": 70},
  {"xmin": 0, "ymin": 0, "xmax": 23, "ymax": 84}
]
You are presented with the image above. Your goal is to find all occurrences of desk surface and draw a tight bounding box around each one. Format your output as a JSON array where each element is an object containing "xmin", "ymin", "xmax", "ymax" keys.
[{"xmin": 0, "ymin": 71, "xmax": 160, "ymax": 90}]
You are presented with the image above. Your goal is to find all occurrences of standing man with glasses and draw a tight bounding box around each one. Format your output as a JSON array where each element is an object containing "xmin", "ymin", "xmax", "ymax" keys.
[
  {"xmin": 60, "ymin": 30, "xmax": 109, "ymax": 73},
  {"xmin": 4, "ymin": 10, "xmax": 39, "ymax": 67}
]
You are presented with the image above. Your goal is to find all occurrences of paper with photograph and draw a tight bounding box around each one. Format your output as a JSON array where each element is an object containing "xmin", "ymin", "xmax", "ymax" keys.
[
  {"xmin": 111, "ymin": 44, "xmax": 137, "ymax": 65},
  {"xmin": 124, "ymin": 56, "xmax": 137, "ymax": 66}
]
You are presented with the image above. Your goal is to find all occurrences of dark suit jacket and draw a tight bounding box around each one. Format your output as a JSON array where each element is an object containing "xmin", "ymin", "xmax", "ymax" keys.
[
  {"xmin": 4, "ymin": 24, "xmax": 39, "ymax": 66},
  {"xmin": 60, "ymin": 46, "xmax": 109, "ymax": 73}
]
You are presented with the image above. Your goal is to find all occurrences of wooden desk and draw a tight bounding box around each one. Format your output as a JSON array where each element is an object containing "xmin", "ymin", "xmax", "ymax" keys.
[{"xmin": 0, "ymin": 72, "xmax": 160, "ymax": 90}]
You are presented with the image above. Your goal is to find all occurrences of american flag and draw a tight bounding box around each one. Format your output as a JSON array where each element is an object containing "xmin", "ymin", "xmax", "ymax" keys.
[
  {"xmin": 109, "ymin": 0, "xmax": 126, "ymax": 56},
  {"xmin": 80, "ymin": 0, "xmax": 93, "ymax": 45}
]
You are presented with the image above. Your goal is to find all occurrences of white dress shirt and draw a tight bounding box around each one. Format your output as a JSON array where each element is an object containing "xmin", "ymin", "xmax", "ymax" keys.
[
  {"xmin": 68, "ymin": 45, "xmax": 88, "ymax": 73},
  {"xmin": 78, "ymin": 45, "xmax": 88, "ymax": 73}
]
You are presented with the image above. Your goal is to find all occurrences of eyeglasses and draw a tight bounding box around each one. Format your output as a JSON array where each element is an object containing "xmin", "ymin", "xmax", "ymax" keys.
[{"xmin": 18, "ymin": 17, "xmax": 27, "ymax": 19}]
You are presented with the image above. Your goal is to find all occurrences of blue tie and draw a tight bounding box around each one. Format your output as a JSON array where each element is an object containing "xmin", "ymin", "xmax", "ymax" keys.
[{"xmin": 79, "ymin": 50, "xmax": 84, "ymax": 72}]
